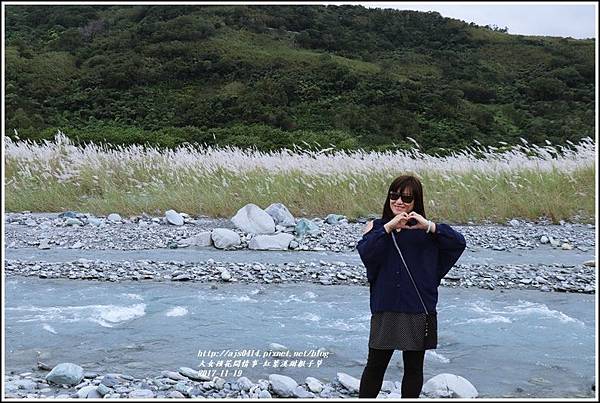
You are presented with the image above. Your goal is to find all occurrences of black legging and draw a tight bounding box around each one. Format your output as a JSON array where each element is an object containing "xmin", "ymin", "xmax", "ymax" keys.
[{"xmin": 359, "ymin": 348, "xmax": 425, "ymax": 398}]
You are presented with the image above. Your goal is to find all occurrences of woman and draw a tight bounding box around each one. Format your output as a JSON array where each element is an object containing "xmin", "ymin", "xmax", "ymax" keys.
[{"xmin": 356, "ymin": 174, "xmax": 466, "ymax": 398}]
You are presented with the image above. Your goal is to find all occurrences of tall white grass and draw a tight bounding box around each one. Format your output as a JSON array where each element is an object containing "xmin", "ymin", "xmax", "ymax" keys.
[
  {"xmin": 5, "ymin": 131, "xmax": 595, "ymax": 179},
  {"xmin": 4, "ymin": 131, "xmax": 595, "ymax": 222}
]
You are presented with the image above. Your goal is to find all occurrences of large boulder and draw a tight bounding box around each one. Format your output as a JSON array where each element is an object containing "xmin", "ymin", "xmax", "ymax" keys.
[
  {"xmin": 269, "ymin": 374, "xmax": 298, "ymax": 397},
  {"xmin": 211, "ymin": 228, "xmax": 241, "ymax": 249},
  {"xmin": 179, "ymin": 232, "xmax": 212, "ymax": 247},
  {"xmin": 165, "ymin": 210, "xmax": 184, "ymax": 226},
  {"xmin": 422, "ymin": 373, "xmax": 478, "ymax": 398},
  {"xmin": 265, "ymin": 203, "xmax": 296, "ymax": 227},
  {"xmin": 45, "ymin": 363, "xmax": 84, "ymax": 385},
  {"xmin": 248, "ymin": 233, "xmax": 294, "ymax": 250},
  {"xmin": 231, "ymin": 204, "xmax": 275, "ymax": 234},
  {"xmin": 295, "ymin": 218, "xmax": 320, "ymax": 236}
]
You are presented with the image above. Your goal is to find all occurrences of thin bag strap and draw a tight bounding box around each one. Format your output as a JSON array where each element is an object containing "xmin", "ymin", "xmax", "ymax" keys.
[{"xmin": 391, "ymin": 232, "xmax": 429, "ymax": 315}]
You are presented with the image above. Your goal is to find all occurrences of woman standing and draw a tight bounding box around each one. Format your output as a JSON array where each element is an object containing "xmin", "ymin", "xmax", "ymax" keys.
[{"xmin": 357, "ymin": 174, "xmax": 466, "ymax": 398}]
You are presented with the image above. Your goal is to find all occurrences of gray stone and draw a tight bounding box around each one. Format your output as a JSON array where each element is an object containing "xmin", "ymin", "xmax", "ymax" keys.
[
  {"xmin": 258, "ymin": 389, "xmax": 272, "ymax": 398},
  {"xmin": 165, "ymin": 209, "xmax": 184, "ymax": 226},
  {"xmin": 336, "ymin": 372, "xmax": 359, "ymax": 393},
  {"xmin": 211, "ymin": 228, "xmax": 241, "ymax": 249},
  {"xmin": 77, "ymin": 385, "xmax": 101, "ymax": 398},
  {"xmin": 231, "ymin": 203, "xmax": 276, "ymax": 234},
  {"xmin": 107, "ymin": 213, "xmax": 122, "ymax": 222},
  {"xmin": 422, "ymin": 373, "xmax": 478, "ymax": 398},
  {"xmin": 45, "ymin": 363, "xmax": 84, "ymax": 386},
  {"xmin": 248, "ymin": 233, "xmax": 294, "ymax": 250},
  {"xmin": 88, "ymin": 217, "xmax": 103, "ymax": 226},
  {"xmin": 265, "ymin": 203, "xmax": 296, "ymax": 227},
  {"xmin": 100, "ymin": 374, "xmax": 122, "ymax": 387},
  {"xmin": 221, "ymin": 269, "xmax": 232, "ymax": 281},
  {"xmin": 180, "ymin": 231, "xmax": 212, "ymax": 247},
  {"xmin": 178, "ymin": 367, "xmax": 211, "ymax": 381},
  {"xmin": 269, "ymin": 374, "xmax": 298, "ymax": 397},
  {"xmin": 305, "ymin": 377, "xmax": 323, "ymax": 393},
  {"xmin": 96, "ymin": 383, "xmax": 111, "ymax": 396},
  {"xmin": 65, "ymin": 218, "xmax": 83, "ymax": 226},
  {"xmin": 325, "ymin": 214, "xmax": 346, "ymax": 224},
  {"xmin": 236, "ymin": 376, "xmax": 254, "ymax": 392},
  {"xmin": 295, "ymin": 218, "xmax": 320, "ymax": 236},
  {"xmin": 293, "ymin": 385, "xmax": 315, "ymax": 398}
]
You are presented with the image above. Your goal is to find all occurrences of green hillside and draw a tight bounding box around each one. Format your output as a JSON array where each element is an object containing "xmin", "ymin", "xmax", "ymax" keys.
[{"xmin": 4, "ymin": 4, "xmax": 595, "ymax": 154}]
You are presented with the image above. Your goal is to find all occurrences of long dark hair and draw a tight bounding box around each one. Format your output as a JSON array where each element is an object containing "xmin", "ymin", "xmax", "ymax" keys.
[{"xmin": 382, "ymin": 174, "xmax": 427, "ymax": 222}]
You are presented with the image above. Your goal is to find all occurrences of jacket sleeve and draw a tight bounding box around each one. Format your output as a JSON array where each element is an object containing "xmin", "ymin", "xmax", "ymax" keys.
[
  {"xmin": 356, "ymin": 221, "xmax": 388, "ymax": 284},
  {"xmin": 433, "ymin": 223, "xmax": 467, "ymax": 281}
]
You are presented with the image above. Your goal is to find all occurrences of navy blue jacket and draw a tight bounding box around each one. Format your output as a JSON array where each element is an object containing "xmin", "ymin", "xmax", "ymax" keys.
[{"xmin": 357, "ymin": 218, "xmax": 466, "ymax": 314}]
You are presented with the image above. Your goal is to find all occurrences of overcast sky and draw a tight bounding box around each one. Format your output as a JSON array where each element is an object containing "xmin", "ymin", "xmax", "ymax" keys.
[{"xmin": 348, "ymin": 2, "xmax": 597, "ymax": 39}]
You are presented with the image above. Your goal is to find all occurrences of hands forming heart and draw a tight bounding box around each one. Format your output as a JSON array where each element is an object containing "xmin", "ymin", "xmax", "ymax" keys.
[{"xmin": 387, "ymin": 211, "xmax": 431, "ymax": 232}]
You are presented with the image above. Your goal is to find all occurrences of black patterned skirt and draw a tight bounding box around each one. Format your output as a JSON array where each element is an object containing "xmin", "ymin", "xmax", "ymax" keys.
[{"xmin": 368, "ymin": 311, "xmax": 438, "ymax": 351}]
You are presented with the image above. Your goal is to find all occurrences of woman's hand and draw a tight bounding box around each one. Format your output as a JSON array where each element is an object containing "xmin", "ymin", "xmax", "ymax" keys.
[
  {"xmin": 384, "ymin": 212, "xmax": 410, "ymax": 233},
  {"xmin": 403, "ymin": 211, "xmax": 435, "ymax": 232}
]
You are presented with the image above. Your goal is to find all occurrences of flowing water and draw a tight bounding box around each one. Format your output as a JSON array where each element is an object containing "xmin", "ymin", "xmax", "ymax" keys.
[{"xmin": 5, "ymin": 277, "xmax": 595, "ymax": 398}]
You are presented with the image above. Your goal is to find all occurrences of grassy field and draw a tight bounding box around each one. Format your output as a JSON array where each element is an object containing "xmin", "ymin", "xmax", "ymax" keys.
[{"xmin": 4, "ymin": 133, "xmax": 595, "ymax": 224}]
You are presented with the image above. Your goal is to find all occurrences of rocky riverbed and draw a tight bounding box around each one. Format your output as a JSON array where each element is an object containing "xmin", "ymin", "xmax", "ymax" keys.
[
  {"xmin": 4, "ymin": 212, "xmax": 596, "ymax": 294},
  {"xmin": 4, "ymin": 257, "xmax": 596, "ymax": 294},
  {"xmin": 3, "ymin": 366, "xmax": 380, "ymax": 399},
  {"xmin": 4, "ymin": 212, "xmax": 596, "ymax": 252}
]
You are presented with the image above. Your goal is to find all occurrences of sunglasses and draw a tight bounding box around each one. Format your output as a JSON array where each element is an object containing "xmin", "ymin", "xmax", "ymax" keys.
[{"xmin": 389, "ymin": 191, "xmax": 414, "ymax": 203}]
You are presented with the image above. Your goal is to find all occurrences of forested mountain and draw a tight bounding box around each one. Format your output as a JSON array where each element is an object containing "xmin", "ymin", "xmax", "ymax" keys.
[{"xmin": 5, "ymin": 5, "xmax": 595, "ymax": 154}]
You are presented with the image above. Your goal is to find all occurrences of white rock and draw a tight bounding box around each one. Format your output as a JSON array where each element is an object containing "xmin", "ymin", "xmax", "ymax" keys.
[
  {"xmin": 211, "ymin": 228, "xmax": 241, "ymax": 249},
  {"xmin": 165, "ymin": 209, "xmax": 184, "ymax": 226},
  {"xmin": 561, "ymin": 242, "xmax": 573, "ymax": 250},
  {"xmin": 422, "ymin": 373, "xmax": 478, "ymax": 398},
  {"xmin": 38, "ymin": 240, "xmax": 51, "ymax": 250},
  {"xmin": 221, "ymin": 270, "xmax": 232, "ymax": 281},
  {"xmin": 180, "ymin": 232, "xmax": 212, "ymax": 247},
  {"xmin": 540, "ymin": 235, "xmax": 549, "ymax": 244},
  {"xmin": 508, "ymin": 219, "xmax": 520, "ymax": 227},
  {"xmin": 336, "ymin": 372, "xmax": 359, "ymax": 393},
  {"xmin": 305, "ymin": 377, "xmax": 323, "ymax": 393},
  {"xmin": 583, "ymin": 260, "xmax": 595, "ymax": 267},
  {"xmin": 231, "ymin": 204, "xmax": 275, "ymax": 234},
  {"xmin": 248, "ymin": 233, "xmax": 294, "ymax": 250},
  {"xmin": 265, "ymin": 203, "xmax": 296, "ymax": 227},
  {"xmin": 107, "ymin": 213, "xmax": 122, "ymax": 222},
  {"xmin": 269, "ymin": 374, "xmax": 298, "ymax": 397}
]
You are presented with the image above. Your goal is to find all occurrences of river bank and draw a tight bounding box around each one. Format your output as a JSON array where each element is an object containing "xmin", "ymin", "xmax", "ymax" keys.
[{"xmin": 4, "ymin": 212, "xmax": 596, "ymax": 294}]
